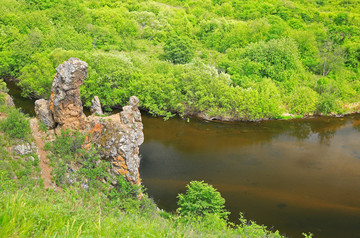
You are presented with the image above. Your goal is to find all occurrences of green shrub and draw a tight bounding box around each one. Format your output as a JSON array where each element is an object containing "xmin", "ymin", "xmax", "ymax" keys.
[
  {"xmin": 229, "ymin": 38, "xmax": 303, "ymax": 82},
  {"xmin": 236, "ymin": 213, "xmax": 283, "ymax": 238},
  {"xmin": 49, "ymin": 129, "xmax": 85, "ymax": 163},
  {"xmin": 0, "ymin": 79, "xmax": 9, "ymax": 105},
  {"xmin": 0, "ymin": 79, "xmax": 8, "ymax": 93},
  {"xmin": 288, "ymin": 87, "xmax": 319, "ymax": 115},
  {"xmin": 0, "ymin": 109, "xmax": 31, "ymax": 140},
  {"xmin": 163, "ymin": 35, "xmax": 195, "ymax": 64},
  {"xmin": 0, "ymin": 93, "xmax": 6, "ymax": 105},
  {"xmin": 317, "ymin": 93, "xmax": 341, "ymax": 114},
  {"xmin": 177, "ymin": 181, "xmax": 230, "ymax": 220}
]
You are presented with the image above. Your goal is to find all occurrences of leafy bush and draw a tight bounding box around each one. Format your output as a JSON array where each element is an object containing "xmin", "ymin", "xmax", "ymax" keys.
[
  {"xmin": 236, "ymin": 213, "xmax": 283, "ymax": 238},
  {"xmin": 50, "ymin": 129, "xmax": 86, "ymax": 163},
  {"xmin": 177, "ymin": 181, "xmax": 230, "ymax": 220},
  {"xmin": 0, "ymin": 108, "xmax": 31, "ymax": 140},
  {"xmin": 163, "ymin": 35, "xmax": 195, "ymax": 64},
  {"xmin": 0, "ymin": 79, "xmax": 9, "ymax": 105},
  {"xmin": 2, "ymin": 0, "xmax": 360, "ymax": 120},
  {"xmin": 317, "ymin": 93, "xmax": 341, "ymax": 114},
  {"xmin": 0, "ymin": 79, "xmax": 8, "ymax": 93},
  {"xmin": 230, "ymin": 38, "xmax": 303, "ymax": 82},
  {"xmin": 287, "ymin": 87, "xmax": 319, "ymax": 115}
]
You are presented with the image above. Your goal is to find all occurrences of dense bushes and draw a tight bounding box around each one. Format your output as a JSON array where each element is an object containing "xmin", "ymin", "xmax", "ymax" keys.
[
  {"xmin": 163, "ymin": 35, "xmax": 195, "ymax": 64},
  {"xmin": 0, "ymin": 108, "xmax": 31, "ymax": 141},
  {"xmin": 1, "ymin": 0, "xmax": 359, "ymax": 119}
]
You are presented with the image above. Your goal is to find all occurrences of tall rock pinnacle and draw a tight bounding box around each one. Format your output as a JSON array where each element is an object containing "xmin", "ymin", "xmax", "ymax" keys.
[{"xmin": 49, "ymin": 58, "xmax": 88, "ymax": 130}]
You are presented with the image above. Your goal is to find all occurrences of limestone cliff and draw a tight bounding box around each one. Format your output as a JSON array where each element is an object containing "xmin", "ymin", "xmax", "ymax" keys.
[{"xmin": 35, "ymin": 58, "xmax": 144, "ymax": 186}]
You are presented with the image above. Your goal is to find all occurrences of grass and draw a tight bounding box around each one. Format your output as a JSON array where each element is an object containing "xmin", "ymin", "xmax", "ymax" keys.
[
  {"xmin": 0, "ymin": 104, "xmax": 288, "ymax": 237},
  {"xmin": 0, "ymin": 186, "xmax": 285, "ymax": 238}
]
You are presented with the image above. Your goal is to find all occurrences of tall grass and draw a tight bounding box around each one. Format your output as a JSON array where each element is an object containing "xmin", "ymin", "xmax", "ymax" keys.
[{"xmin": 0, "ymin": 186, "xmax": 267, "ymax": 238}]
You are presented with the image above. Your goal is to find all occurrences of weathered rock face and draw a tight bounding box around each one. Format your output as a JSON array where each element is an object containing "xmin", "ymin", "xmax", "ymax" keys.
[
  {"xmin": 35, "ymin": 58, "xmax": 144, "ymax": 186},
  {"xmin": 49, "ymin": 58, "xmax": 88, "ymax": 130},
  {"xmin": 4, "ymin": 93, "xmax": 15, "ymax": 107},
  {"xmin": 91, "ymin": 96, "xmax": 103, "ymax": 115},
  {"xmin": 35, "ymin": 99, "xmax": 56, "ymax": 129},
  {"xmin": 14, "ymin": 142, "xmax": 37, "ymax": 155},
  {"xmin": 87, "ymin": 96, "xmax": 143, "ymax": 185}
]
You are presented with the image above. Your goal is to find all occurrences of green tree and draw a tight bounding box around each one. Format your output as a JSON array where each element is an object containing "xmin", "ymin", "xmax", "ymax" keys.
[
  {"xmin": 163, "ymin": 35, "xmax": 194, "ymax": 64},
  {"xmin": 177, "ymin": 181, "xmax": 230, "ymax": 220},
  {"xmin": 288, "ymin": 86, "xmax": 319, "ymax": 115},
  {"xmin": 320, "ymin": 39, "xmax": 346, "ymax": 76}
]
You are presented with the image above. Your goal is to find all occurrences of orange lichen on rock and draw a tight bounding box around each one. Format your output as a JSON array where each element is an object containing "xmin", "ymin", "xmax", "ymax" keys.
[
  {"xmin": 49, "ymin": 91, "xmax": 55, "ymax": 111},
  {"xmin": 35, "ymin": 58, "xmax": 144, "ymax": 189},
  {"xmin": 113, "ymin": 155, "xmax": 128, "ymax": 176},
  {"xmin": 90, "ymin": 122, "xmax": 104, "ymax": 134}
]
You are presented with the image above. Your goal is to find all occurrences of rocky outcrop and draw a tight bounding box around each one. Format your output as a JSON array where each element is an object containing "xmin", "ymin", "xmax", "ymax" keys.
[
  {"xmin": 14, "ymin": 143, "xmax": 37, "ymax": 155},
  {"xmin": 35, "ymin": 99, "xmax": 56, "ymax": 129},
  {"xmin": 91, "ymin": 96, "xmax": 103, "ymax": 115},
  {"xmin": 87, "ymin": 96, "xmax": 144, "ymax": 185},
  {"xmin": 35, "ymin": 58, "xmax": 144, "ymax": 186},
  {"xmin": 49, "ymin": 58, "xmax": 88, "ymax": 130},
  {"xmin": 4, "ymin": 93, "xmax": 15, "ymax": 107}
]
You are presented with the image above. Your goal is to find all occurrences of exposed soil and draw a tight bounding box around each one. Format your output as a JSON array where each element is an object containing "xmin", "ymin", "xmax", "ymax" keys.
[{"xmin": 29, "ymin": 118, "xmax": 59, "ymax": 190}]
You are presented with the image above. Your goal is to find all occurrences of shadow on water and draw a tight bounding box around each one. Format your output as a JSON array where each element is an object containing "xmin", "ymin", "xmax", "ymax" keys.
[
  {"xmin": 5, "ymin": 81, "xmax": 360, "ymax": 238},
  {"xmin": 5, "ymin": 80, "xmax": 36, "ymax": 116},
  {"xmin": 140, "ymin": 115, "xmax": 360, "ymax": 238}
]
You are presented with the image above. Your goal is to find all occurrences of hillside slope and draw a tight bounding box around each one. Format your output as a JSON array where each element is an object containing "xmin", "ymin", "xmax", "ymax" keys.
[{"xmin": 1, "ymin": 0, "xmax": 359, "ymax": 119}]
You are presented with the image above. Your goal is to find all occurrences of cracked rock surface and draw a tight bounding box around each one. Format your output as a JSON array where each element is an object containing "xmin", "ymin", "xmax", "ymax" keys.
[{"xmin": 35, "ymin": 58, "xmax": 144, "ymax": 186}]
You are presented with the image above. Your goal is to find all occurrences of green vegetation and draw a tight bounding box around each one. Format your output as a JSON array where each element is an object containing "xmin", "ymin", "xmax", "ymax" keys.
[
  {"xmin": 0, "ymin": 79, "xmax": 8, "ymax": 105},
  {"xmin": 177, "ymin": 180, "xmax": 230, "ymax": 221},
  {"xmin": 0, "ymin": 104, "xmax": 290, "ymax": 237},
  {"xmin": 0, "ymin": 0, "xmax": 359, "ymax": 119},
  {"xmin": 163, "ymin": 35, "xmax": 195, "ymax": 64},
  {"xmin": 0, "ymin": 108, "xmax": 31, "ymax": 141}
]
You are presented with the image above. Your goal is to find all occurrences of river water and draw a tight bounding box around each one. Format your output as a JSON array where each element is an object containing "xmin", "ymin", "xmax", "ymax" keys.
[{"xmin": 6, "ymin": 81, "xmax": 360, "ymax": 238}]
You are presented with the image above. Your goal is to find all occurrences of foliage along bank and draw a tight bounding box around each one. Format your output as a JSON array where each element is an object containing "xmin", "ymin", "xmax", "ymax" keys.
[
  {"xmin": 1, "ymin": 0, "xmax": 360, "ymax": 120},
  {"xmin": 0, "ymin": 93, "xmax": 293, "ymax": 237}
]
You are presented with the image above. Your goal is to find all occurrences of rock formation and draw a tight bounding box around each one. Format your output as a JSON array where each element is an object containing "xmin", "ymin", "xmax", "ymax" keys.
[
  {"xmin": 4, "ymin": 93, "xmax": 15, "ymax": 107},
  {"xmin": 14, "ymin": 142, "xmax": 37, "ymax": 155},
  {"xmin": 49, "ymin": 57, "xmax": 88, "ymax": 130},
  {"xmin": 35, "ymin": 58, "xmax": 144, "ymax": 186},
  {"xmin": 87, "ymin": 96, "xmax": 143, "ymax": 185},
  {"xmin": 35, "ymin": 99, "xmax": 56, "ymax": 128},
  {"xmin": 91, "ymin": 96, "xmax": 103, "ymax": 115}
]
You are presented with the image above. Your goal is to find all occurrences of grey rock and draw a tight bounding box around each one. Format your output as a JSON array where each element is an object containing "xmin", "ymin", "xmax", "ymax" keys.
[
  {"xmin": 87, "ymin": 96, "xmax": 144, "ymax": 186},
  {"xmin": 129, "ymin": 96, "xmax": 139, "ymax": 108},
  {"xmin": 44, "ymin": 58, "xmax": 144, "ymax": 187},
  {"xmin": 91, "ymin": 96, "xmax": 103, "ymax": 115},
  {"xmin": 27, "ymin": 156, "xmax": 38, "ymax": 162},
  {"xmin": 49, "ymin": 58, "xmax": 88, "ymax": 130},
  {"xmin": 3, "ymin": 93, "xmax": 15, "ymax": 107},
  {"xmin": 35, "ymin": 99, "xmax": 56, "ymax": 129},
  {"xmin": 14, "ymin": 143, "xmax": 33, "ymax": 155}
]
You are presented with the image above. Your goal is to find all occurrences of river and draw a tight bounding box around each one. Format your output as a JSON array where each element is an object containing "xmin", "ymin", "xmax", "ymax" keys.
[{"xmin": 6, "ymin": 80, "xmax": 360, "ymax": 238}]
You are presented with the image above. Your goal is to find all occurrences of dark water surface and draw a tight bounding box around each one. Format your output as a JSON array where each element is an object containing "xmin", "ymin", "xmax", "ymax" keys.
[
  {"xmin": 6, "ymin": 80, "xmax": 36, "ymax": 116},
  {"xmin": 6, "ymin": 82, "xmax": 360, "ymax": 238},
  {"xmin": 140, "ymin": 116, "xmax": 360, "ymax": 238}
]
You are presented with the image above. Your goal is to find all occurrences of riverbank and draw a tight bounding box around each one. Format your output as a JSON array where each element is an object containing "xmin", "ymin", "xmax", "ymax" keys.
[
  {"xmin": 0, "ymin": 92, "xmax": 287, "ymax": 238},
  {"xmin": 5, "ymin": 78, "xmax": 360, "ymax": 124}
]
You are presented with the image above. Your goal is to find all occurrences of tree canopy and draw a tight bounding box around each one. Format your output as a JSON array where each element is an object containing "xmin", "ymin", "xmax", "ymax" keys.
[{"xmin": 1, "ymin": 0, "xmax": 359, "ymax": 119}]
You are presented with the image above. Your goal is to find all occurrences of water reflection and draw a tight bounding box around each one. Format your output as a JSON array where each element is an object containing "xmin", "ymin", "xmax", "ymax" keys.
[
  {"xmin": 140, "ymin": 115, "xmax": 360, "ymax": 238},
  {"xmin": 5, "ymin": 80, "xmax": 360, "ymax": 237}
]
